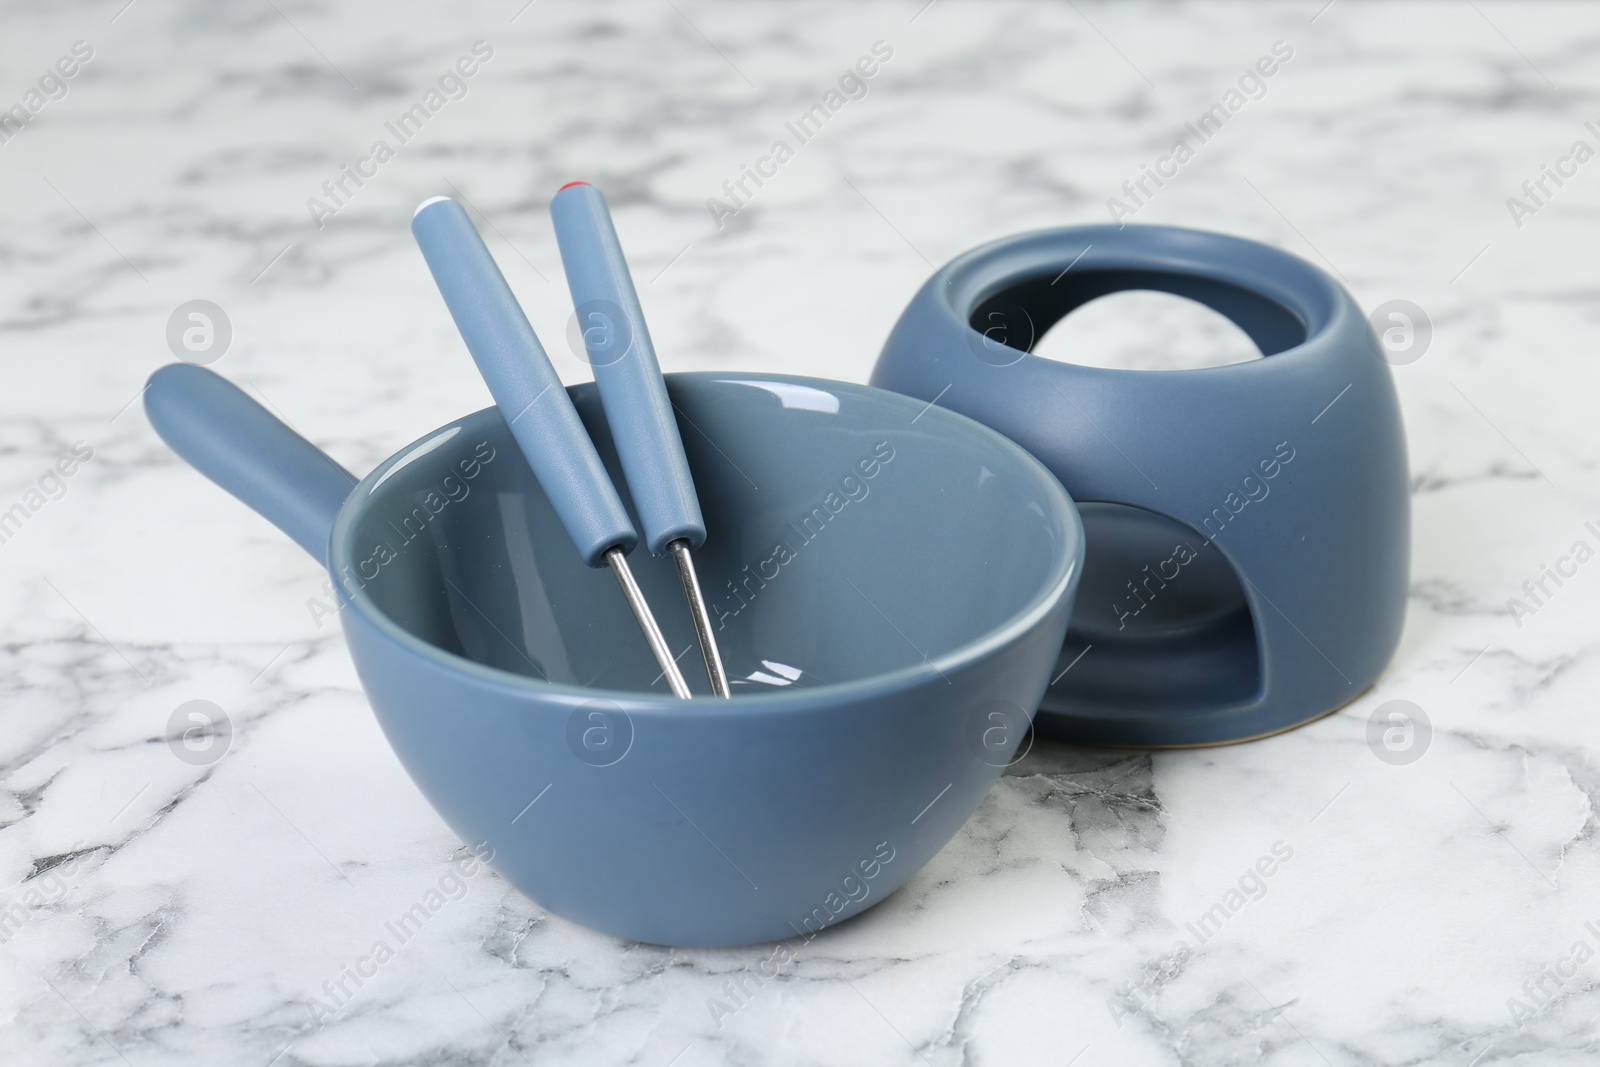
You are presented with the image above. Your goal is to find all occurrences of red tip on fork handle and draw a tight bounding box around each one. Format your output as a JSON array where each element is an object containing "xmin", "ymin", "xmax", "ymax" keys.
[{"xmin": 557, "ymin": 181, "xmax": 590, "ymax": 192}]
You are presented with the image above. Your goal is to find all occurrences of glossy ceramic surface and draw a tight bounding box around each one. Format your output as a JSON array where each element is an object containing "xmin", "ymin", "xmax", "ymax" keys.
[{"xmin": 151, "ymin": 367, "xmax": 1084, "ymax": 945}]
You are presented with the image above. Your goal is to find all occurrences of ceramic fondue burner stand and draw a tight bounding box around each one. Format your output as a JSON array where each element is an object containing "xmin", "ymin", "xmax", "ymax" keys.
[{"xmin": 872, "ymin": 225, "xmax": 1410, "ymax": 747}]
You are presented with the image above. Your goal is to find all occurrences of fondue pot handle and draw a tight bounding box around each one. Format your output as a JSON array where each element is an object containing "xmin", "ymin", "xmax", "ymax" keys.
[{"xmin": 144, "ymin": 363, "xmax": 358, "ymax": 563}]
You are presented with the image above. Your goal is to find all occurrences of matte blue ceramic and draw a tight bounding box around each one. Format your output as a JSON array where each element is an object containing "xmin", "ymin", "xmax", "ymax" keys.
[
  {"xmin": 145, "ymin": 365, "xmax": 1083, "ymax": 946},
  {"xmin": 871, "ymin": 225, "xmax": 1409, "ymax": 747}
]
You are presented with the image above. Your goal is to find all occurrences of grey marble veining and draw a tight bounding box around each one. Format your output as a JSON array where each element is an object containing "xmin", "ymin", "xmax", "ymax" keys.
[{"xmin": 3, "ymin": 1, "xmax": 1600, "ymax": 1064}]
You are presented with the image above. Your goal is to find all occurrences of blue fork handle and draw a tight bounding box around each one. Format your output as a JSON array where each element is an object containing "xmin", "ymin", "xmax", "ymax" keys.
[
  {"xmin": 412, "ymin": 196, "xmax": 637, "ymax": 567},
  {"xmin": 550, "ymin": 182, "xmax": 705, "ymax": 556},
  {"xmin": 144, "ymin": 363, "xmax": 357, "ymax": 563}
]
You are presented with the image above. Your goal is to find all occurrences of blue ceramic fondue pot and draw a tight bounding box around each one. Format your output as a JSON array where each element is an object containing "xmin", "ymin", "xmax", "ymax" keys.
[{"xmin": 145, "ymin": 364, "xmax": 1084, "ymax": 945}]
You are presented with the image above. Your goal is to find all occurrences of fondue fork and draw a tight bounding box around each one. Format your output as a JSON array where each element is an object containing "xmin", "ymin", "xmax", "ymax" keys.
[
  {"xmin": 549, "ymin": 181, "xmax": 729, "ymax": 698},
  {"xmin": 412, "ymin": 196, "xmax": 692, "ymax": 699}
]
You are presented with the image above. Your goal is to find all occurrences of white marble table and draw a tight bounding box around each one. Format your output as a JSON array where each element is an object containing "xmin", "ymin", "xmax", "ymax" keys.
[{"xmin": 2, "ymin": 1, "xmax": 1597, "ymax": 1063}]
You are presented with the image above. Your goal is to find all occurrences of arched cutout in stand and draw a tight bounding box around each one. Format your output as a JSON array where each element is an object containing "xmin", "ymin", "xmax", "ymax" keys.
[{"xmin": 1049, "ymin": 501, "xmax": 1260, "ymax": 718}]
